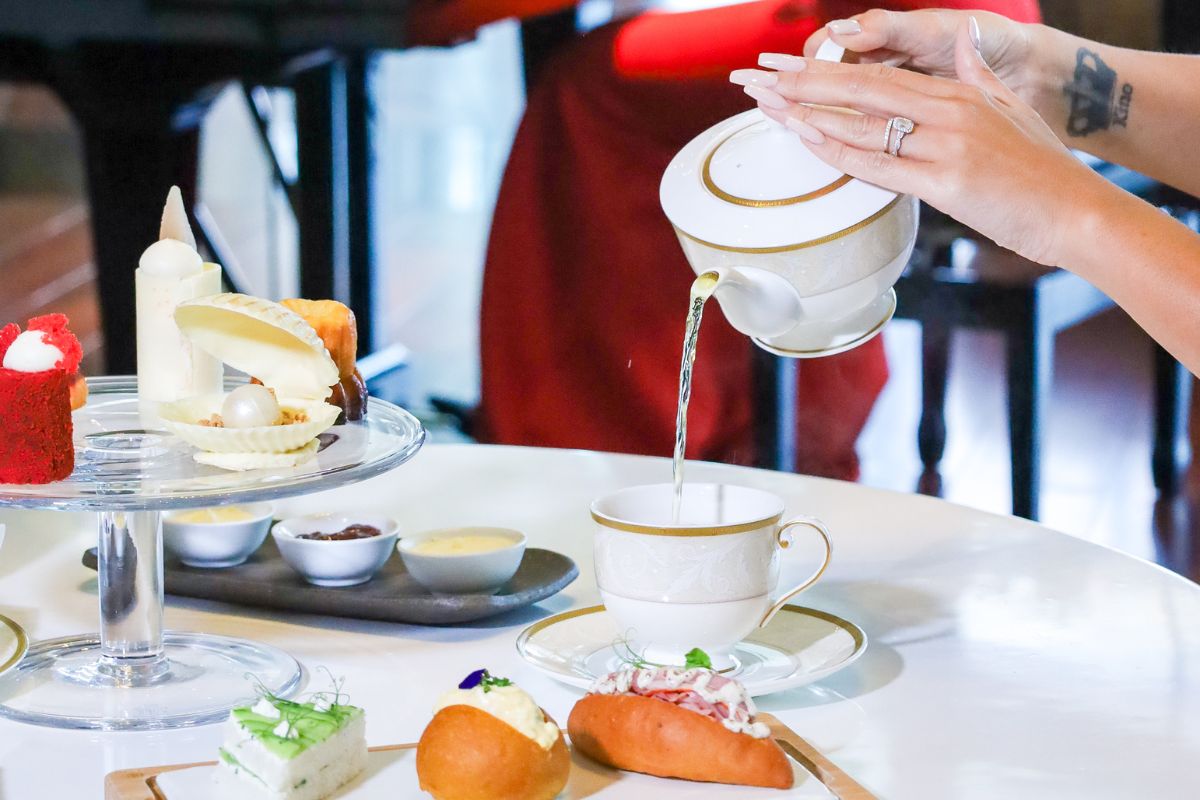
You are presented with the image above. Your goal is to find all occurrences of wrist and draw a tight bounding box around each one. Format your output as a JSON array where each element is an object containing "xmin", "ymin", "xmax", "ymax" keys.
[
  {"xmin": 1012, "ymin": 24, "xmax": 1069, "ymax": 122},
  {"xmin": 1050, "ymin": 175, "xmax": 1136, "ymax": 274}
]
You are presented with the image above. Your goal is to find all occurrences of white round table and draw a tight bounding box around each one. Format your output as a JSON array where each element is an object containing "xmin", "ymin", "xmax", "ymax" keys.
[{"xmin": 0, "ymin": 444, "xmax": 1197, "ymax": 798}]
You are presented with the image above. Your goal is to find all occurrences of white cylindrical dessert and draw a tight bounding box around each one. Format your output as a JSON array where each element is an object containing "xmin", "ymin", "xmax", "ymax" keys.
[{"xmin": 136, "ymin": 237, "xmax": 223, "ymax": 421}]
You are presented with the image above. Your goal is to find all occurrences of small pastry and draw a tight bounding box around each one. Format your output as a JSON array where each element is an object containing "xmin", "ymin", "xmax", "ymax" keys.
[
  {"xmin": 417, "ymin": 669, "xmax": 570, "ymax": 800},
  {"xmin": 279, "ymin": 298, "xmax": 367, "ymax": 422},
  {"xmin": 567, "ymin": 648, "xmax": 793, "ymax": 789},
  {"xmin": 0, "ymin": 314, "xmax": 83, "ymax": 484},
  {"xmin": 135, "ymin": 186, "xmax": 223, "ymax": 420},
  {"xmin": 215, "ymin": 686, "xmax": 367, "ymax": 800}
]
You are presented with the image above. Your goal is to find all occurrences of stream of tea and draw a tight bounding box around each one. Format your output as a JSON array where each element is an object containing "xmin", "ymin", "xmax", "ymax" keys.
[{"xmin": 672, "ymin": 272, "xmax": 719, "ymax": 522}]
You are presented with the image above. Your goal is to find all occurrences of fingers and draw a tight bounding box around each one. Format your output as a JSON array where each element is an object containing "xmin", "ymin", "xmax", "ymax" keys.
[
  {"xmin": 783, "ymin": 105, "xmax": 936, "ymax": 161},
  {"xmin": 814, "ymin": 10, "xmax": 896, "ymax": 55},
  {"xmin": 802, "ymin": 9, "xmax": 954, "ymax": 60},
  {"xmin": 802, "ymin": 29, "xmax": 829, "ymax": 59},
  {"xmin": 730, "ymin": 63, "xmax": 955, "ymax": 123},
  {"xmin": 953, "ymin": 17, "xmax": 1021, "ymax": 105},
  {"xmin": 757, "ymin": 105, "xmax": 928, "ymax": 197},
  {"xmin": 771, "ymin": 54, "xmax": 962, "ymax": 98}
]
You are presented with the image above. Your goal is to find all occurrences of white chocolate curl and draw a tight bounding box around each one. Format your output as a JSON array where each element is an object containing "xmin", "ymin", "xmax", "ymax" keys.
[
  {"xmin": 159, "ymin": 185, "xmax": 197, "ymax": 250},
  {"xmin": 2, "ymin": 331, "xmax": 64, "ymax": 373}
]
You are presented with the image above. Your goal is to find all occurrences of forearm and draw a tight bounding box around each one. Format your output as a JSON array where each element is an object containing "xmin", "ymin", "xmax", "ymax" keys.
[
  {"xmin": 1062, "ymin": 188, "xmax": 1200, "ymax": 375},
  {"xmin": 1017, "ymin": 24, "xmax": 1200, "ymax": 196}
]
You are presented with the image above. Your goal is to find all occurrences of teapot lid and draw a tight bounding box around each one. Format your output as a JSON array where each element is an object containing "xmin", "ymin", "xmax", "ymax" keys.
[{"xmin": 660, "ymin": 107, "xmax": 899, "ymax": 250}]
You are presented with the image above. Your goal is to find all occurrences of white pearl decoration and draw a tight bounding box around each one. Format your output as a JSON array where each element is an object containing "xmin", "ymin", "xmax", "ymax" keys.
[{"xmin": 221, "ymin": 384, "xmax": 282, "ymax": 428}]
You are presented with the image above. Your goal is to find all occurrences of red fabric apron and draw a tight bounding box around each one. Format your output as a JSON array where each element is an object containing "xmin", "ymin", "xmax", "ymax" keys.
[{"xmin": 478, "ymin": 0, "xmax": 1041, "ymax": 479}]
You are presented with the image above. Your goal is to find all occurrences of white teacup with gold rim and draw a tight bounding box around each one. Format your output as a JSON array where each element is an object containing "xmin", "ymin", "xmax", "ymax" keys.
[{"xmin": 591, "ymin": 483, "xmax": 832, "ymax": 670}]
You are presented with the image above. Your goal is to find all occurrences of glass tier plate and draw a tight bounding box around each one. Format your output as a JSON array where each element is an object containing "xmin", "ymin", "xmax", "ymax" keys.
[
  {"xmin": 0, "ymin": 376, "xmax": 426, "ymax": 511},
  {"xmin": 0, "ymin": 375, "xmax": 424, "ymax": 730}
]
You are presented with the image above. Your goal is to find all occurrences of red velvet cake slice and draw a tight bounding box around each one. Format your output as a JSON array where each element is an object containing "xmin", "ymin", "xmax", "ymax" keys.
[{"xmin": 0, "ymin": 315, "xmax": 82, "ymax": 484}]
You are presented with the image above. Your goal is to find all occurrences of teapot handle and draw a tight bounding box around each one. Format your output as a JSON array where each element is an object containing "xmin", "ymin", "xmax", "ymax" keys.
[{"xmin": 759, "ymin": 516, "xmax": 833, "ymax": 627}]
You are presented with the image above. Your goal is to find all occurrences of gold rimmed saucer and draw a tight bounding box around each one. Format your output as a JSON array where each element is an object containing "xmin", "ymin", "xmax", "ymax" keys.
[
  {"xmin": 515, "ymin": 604, "xmax": 866, "ymax": 697},
  {"xmin": 0, "ymin": 613, "xmax": 28, "ymax": 680}
]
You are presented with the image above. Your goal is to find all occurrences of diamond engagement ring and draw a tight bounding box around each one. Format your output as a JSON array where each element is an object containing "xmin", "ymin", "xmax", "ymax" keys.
[{"xmin": 884, "ymin": 116, "xmax": 916, "ymax": 156}]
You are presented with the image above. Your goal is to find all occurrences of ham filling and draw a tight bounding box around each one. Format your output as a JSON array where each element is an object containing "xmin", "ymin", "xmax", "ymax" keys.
[{"xmin": 590, "ymin": 667, "xmax": 770, "ymax": 739}]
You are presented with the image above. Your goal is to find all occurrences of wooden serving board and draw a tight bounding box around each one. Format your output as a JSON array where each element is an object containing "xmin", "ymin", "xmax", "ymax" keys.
[{"xmin": 104, "ymin": 715, "xmax": 877, "ymax": 800}]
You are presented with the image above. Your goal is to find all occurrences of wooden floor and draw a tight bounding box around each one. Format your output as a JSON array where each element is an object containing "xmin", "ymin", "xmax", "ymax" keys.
[
  {"xmin": 0, "ymin": 192, "xmax": 102, "ymax": 373},
  {"xmin": 1, "ymin": 192, "xmax": 1196, "ymax": 582},
  {"xmin": 859, "ymin": 312, "xmax": 1200, "ymax": 581}
]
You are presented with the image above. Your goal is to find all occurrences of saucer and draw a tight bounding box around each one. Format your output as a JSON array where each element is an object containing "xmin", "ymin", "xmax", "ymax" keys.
[
  {"xmin": 516, "ymin": 605, "xmax": 866, "ymax": 697},
  {"xmin": 0, "ymin": 613, "xmax": 28, "ymax": 680},
  {"xmin": 753, "ymin": 288, "xmax": 896, "ymax": 359}
]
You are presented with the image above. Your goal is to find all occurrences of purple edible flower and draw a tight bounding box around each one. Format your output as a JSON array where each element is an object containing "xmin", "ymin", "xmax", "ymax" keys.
[{"xmin": 459, "ymin": 669, "xmax": 488, "ymax": 690}]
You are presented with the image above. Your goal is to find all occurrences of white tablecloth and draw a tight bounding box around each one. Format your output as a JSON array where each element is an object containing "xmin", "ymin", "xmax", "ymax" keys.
[{"xmin": 1, "ymin": 444, "xmax": 1197, "ymax": 798}]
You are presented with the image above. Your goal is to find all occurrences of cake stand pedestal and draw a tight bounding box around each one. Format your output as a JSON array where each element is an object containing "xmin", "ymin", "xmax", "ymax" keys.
[{"xmin": 0, "ymin": 377, "xmax": 425, "ymax": 730}]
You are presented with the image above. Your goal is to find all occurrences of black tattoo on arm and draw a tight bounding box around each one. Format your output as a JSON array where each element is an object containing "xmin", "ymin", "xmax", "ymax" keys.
[{"xmin": 1064, "ymin": 48, "xmax": 1133, "ymax": 137}]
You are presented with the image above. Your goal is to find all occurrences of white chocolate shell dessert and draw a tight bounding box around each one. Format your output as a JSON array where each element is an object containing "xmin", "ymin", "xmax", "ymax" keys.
[{"xmin": 159, "ymin": 293, "xmax": 342, "ymax": 465}]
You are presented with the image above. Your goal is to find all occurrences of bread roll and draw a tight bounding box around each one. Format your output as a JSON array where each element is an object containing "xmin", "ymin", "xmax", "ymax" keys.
[
  {"xmin": 417, "ymin": 704, "xmax": 570, "ymax": 800},
  {"xmin": 568, "ymin": 694, "xmax": 793, "ymax": 789}
]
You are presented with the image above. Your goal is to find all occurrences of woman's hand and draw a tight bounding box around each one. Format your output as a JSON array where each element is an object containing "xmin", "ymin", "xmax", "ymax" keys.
[
  {"xmin": 795, "ymin": 8, "xmax": 1041, "ymax": 107},
  {"xmin": 729, "ymin": 19, "xmax": 1121, "ymax": 268}
]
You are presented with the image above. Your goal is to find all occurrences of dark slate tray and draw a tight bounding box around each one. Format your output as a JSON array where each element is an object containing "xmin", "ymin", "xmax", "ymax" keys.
[{"xmin": 83, "ymin": 539, "xmax": 578, "ymax": 625}]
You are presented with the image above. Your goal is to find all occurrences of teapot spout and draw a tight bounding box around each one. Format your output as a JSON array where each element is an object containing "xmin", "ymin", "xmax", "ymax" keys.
[{"xmin": 704, "ymin": 267, "xmax": 803, "ymax": 340}]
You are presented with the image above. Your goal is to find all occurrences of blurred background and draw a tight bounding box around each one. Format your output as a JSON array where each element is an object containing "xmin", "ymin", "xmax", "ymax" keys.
[{"xmin": 1, "ymin": 0, "xmax": 1198, "ymax": 575}]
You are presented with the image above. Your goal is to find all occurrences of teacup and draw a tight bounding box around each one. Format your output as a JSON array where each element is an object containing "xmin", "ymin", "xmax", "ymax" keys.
[{"xmin": 592, "ymin": 483, "xmax": 832, "ymax": 670}]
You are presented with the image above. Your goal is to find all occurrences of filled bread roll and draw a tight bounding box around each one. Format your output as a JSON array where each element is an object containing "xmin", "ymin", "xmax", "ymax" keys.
[
  {"xmin": 569, "ymin": 693, "xmax": 792, "ymax": 789},
  {"xmin": 417, "ymin": 670, "xmax": 570, "ymax": 800}
]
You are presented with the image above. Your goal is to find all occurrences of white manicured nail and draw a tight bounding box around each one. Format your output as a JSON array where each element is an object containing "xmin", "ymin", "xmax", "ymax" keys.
[
  {"xmin": 729, "ymin": 69, "xmax": 779, "ymax": 88},
  {"xmin": 743, "ymin": 85, "xmax": 789, "ymax": 110},
  {"xmin": 758, "ymin": 53, "xmax": 807, "ymax": 72},
  {"xmin": 786, "ymin": 117, "xmax": 826, "ymax": 144},
  {"xmin": 969, "ymin": 17, "xmax": 982, "ymax": 50},
  {"xmin": 827, "ymin": 19, "xmax": 862, "ymax": 35}
]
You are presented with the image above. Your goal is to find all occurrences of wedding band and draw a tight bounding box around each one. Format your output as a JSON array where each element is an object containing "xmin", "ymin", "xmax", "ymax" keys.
[{"xmin": 886, "ymin": 116, "xmax": 916, "ymax": 156}]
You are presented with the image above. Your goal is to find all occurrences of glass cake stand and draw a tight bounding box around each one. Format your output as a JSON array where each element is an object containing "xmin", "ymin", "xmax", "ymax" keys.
[{"xmin": 0, "ymin": 377, "xmax": 425, "ymax": 730}]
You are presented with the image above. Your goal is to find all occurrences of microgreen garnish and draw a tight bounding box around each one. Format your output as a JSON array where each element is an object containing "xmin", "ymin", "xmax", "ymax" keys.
[
  {"xmin": 684, "ymin": 648, "xmax": 713, "ymax": 670},
  {"xmin": 242, "ymin": 667, "xmax": 353, "ymax": 742},
  {"xmin": 306, "ymin": 667, "xmax": 349, "ymax": 710},
  {"xmin": 459, "ymin": 669, "xmax": 513, "ymax": 693},
  {"xmin": 612, "ymin": 636, "xmax": 651, "ymax": 669},
  {"xmin": 245, "ymin": 671, "xmax": 285, "ymax": 706}
]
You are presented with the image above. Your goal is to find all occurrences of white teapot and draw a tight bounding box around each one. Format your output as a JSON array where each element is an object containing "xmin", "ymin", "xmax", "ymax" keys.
[{"xmin": 659, "ymin": 46, "xmax": 918, "ymax": 357}]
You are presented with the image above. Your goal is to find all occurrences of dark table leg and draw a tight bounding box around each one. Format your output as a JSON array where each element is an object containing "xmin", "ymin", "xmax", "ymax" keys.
[
  {"xmin": 1152, "ymin": 344, "xmax": 1192, "ymax": 495},
  {"xmin": 917, "ymin": 318, "xmax": 951, "ymax": 496},
  {"xmin": 344, "ymin": 53, "xmax": 376, "ymax": 354},
  {"xmin": 1006, "ymin": 300, "xmax": 1053, "ymax": 520},
  {"xmin": 293, "ymin": 54, "xmax": 375, "ymax": 352},
  {"xmin": 77, "ymin": 116, "xmax": 201, "ymax": 376},
  {"xmin": 752, "ymin": 345, "xmax": 799, "ymax": 471},
  {"xmin": 293, "ymin": 60, "xmax": 347, "ymax": 304}
]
